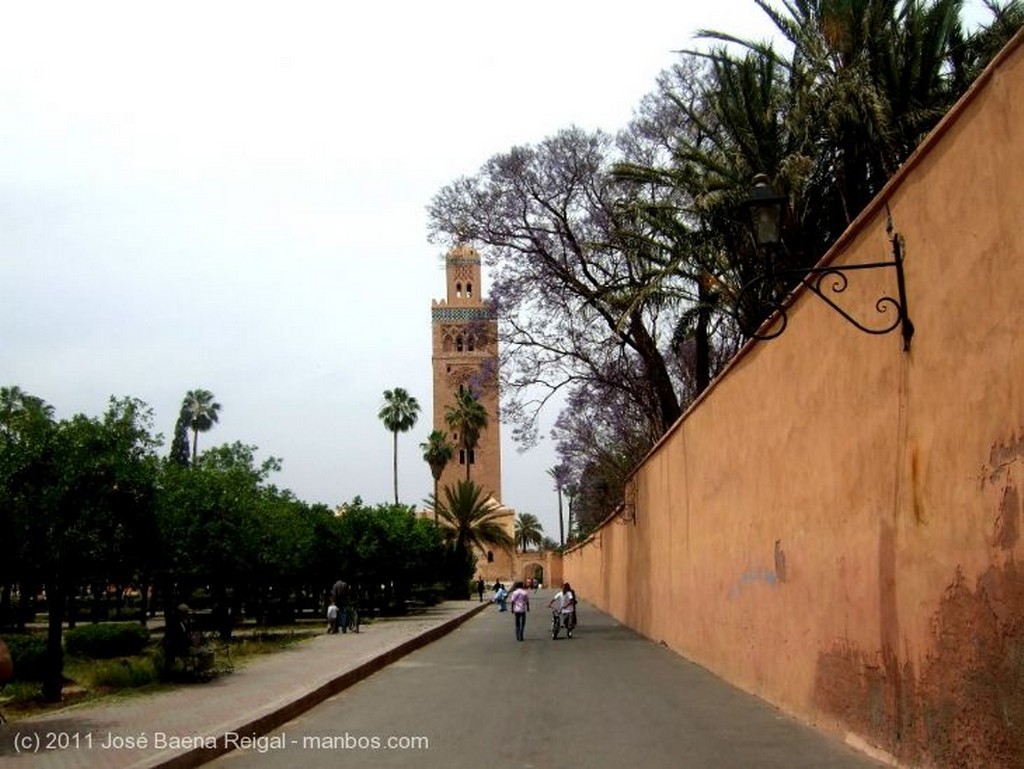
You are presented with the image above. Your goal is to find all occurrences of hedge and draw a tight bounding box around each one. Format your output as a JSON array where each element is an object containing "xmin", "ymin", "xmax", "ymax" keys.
[
  {"xmin": 2, "ymin": 634, "xmax": 48, "ymax": 681},
  {"xmin": 64, "ymin": 622, "xmax": 150, "ymax": 659}
]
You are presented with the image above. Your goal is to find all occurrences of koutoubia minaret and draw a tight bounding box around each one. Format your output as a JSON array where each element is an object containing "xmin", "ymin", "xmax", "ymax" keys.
[{"xmin": 431, "ymin": 244, "xmax": 502, "ymax": 502}]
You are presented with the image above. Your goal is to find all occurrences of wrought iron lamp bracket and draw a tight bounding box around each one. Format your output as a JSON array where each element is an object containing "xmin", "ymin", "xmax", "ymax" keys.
[{"xmin": 738, "ymin": 218, "xmax": 914, "ymax": 351}]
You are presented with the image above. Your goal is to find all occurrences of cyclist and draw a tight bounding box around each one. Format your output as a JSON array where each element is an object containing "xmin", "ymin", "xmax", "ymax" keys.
[{"xmin": 548, "ymin": 582, "xmax": 577, "ymax": 639}]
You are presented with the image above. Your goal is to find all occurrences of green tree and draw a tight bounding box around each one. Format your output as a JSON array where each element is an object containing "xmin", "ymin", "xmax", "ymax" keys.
[
  {"xmin": 444, "ymin": 389, "xmax": 488, "ymax": 481},
  {"xmin": 514, "ymin": 512, "xmax": 544, "ymax": 553},
  {"xmin": 155, "ymin": 442, "xmax": 278, "ymax": 639},
  {"xmin": 430, "ymin": 479, "xmax": 513, "ymax": 597},
  {"xmin": 0, "ymin": 387, "xmax": 56, "ymax": 629},
  {"xmin": 168, "ymin": 404, "xmax": 191, "ymax": 468},
  {"xmin": 420, "ymin": 429, "xmax": 454, "ymax": 524},
  {"xmin": 334, "ymin": 500, "xmax": 444, "ymax": 615},
  {"xmin": 378, "ymin": 388, "xmax": 421, "ymax": 504},
  {"xmin": 17, "ymin": 397, "xmax": 160, "ymax": 700},
  {"xmin": 182, "ymin": 389, "xmax": 221, "ymax": 464}
]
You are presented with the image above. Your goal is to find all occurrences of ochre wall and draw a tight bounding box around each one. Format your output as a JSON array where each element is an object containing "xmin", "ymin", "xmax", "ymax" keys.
[{"xmin": 565, "ymin": 30, "xmax": 1024, "ymax": 769}]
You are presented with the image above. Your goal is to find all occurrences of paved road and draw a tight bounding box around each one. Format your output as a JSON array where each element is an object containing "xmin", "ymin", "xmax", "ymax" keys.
[{"xmin": 210, "ymin": 593, "xmax": 887, "ymax": 769}]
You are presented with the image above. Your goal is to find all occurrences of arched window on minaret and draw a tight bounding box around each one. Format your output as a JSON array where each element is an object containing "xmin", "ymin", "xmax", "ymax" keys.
[
  {"xmin": 467, "ymin": 282, "xmax": 473, "ymax": 298},
  {"xmin": 455, "ymin": 282, "xmax": 462, "ymax": 298},
  {"xmin": 467, "ymin": 335, "xmax": 475, "ymax": 352},
  {"xmin": 456, "ymin": 336, "xmax": 464, "ymax": 352}
]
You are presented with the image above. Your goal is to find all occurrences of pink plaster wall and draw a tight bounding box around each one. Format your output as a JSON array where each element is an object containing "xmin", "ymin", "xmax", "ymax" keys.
[{"xmin": 565, "ymin": 30, "xmax": 1024, "ymax": 769}]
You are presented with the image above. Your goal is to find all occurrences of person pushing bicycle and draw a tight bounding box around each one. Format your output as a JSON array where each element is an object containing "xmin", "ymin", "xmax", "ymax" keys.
[{"xmin": 549, "ymin": 582, "xmax": 577, "ymax": 639}]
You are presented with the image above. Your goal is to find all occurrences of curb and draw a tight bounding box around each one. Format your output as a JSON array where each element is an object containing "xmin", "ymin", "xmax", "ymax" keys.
[{"xmin": 146, "ymin": 602, "xmax": 489, "ymax": 769}]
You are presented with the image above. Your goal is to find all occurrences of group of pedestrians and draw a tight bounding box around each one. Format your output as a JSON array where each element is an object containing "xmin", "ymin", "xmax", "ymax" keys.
[{"xmin": 496, "ymin": 581, "xmax": 577, "ymax": 642}]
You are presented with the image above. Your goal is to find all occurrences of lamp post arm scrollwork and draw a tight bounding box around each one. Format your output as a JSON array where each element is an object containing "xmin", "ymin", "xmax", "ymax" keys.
[{"xmin": 738, "ymin": 177, "xmax": 914, "ymax": 351}]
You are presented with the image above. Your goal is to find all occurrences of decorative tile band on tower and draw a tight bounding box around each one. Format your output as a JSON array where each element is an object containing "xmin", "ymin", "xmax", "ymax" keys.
[{"xmin": 431, "ymin": 307, "xmax": 496, "ymax": 323}]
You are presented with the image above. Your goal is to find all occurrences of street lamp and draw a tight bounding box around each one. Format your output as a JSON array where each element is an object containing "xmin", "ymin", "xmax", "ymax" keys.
[
  {"xmin": 736, "ymin": 175, "xmax": 914, "ymax": 351},
  {"xmin": 745, "ymin": 174, "xmax": 787, "ymax": 247}
]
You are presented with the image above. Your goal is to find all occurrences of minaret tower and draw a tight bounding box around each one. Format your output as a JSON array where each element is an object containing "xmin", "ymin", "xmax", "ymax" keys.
[{"xmin": 431, "ymin": 244, "xmax": 502, "ymax": 502}]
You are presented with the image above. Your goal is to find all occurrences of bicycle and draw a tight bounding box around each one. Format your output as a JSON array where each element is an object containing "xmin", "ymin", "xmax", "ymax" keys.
[{"xmin": 551, "ymin": 608, "xmax": 576, "ymax": 639}]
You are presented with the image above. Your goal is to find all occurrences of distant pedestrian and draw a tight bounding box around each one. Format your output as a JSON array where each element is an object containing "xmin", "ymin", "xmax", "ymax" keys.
[
  {"xmin": 326, "ymin": 601, "xmax": 339, "ymax": 634},
  {"xmin": 476, "ymin": 577, "xmax": 485, "ymax": 602},
  {"xmin": 509, "ymin": 581, "xmax": 530, "ymax": 641},
  {"xmin": 493, "ymin": 583, "xmax": 507, "ymax": 612}
]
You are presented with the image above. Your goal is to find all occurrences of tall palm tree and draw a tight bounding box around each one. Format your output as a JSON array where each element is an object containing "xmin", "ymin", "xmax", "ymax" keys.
[
  {"xmin": 182, "ymin": 389, "xmax": 221, "ymax": 464},
  {"xmin": 444, "ymin": 389, "xmax": 488, "ymax": 480},
  {"xmin": 547, "ymin": 464, "xmax": 569, "ymax": 548},
  {"xmin": 430, "ymin": 481, "xmax": 512, "ymax": 602},
  {"xmin": 514, "ymin": 512, "xmax": 544, "ymax": 553},
  {"xmin": 378, "ymin": 387, "xmax": 420, "ymax": 504},
  {"xmin": 420, "ymin": 429, "xmax": 454, "ymax": 524},
  {"xmin": 431, "ymin": 479, "xmax": 513, "ymax": 594}
]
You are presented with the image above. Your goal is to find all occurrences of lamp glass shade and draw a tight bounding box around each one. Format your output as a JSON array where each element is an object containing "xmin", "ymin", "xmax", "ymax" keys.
[
  {"xmin": 751, "ymin": 202, "xmax": 782, "ymax": 246},
  {"xmin": 744, "ymin": 175, "xmax": 786, "ymax": 248}
]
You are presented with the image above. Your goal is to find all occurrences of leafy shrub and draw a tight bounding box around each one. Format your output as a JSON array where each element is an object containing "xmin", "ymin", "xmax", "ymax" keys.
[
  {"xmin": 3, "ymin": 634, "xmax": 48, "ymax": 681},
  {"xmin": 65, "ymin": 623, "xmax": 150, "ymax": 659}
]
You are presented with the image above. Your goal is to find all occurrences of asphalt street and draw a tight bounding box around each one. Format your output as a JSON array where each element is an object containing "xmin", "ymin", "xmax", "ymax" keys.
[{"xmin": 209, "ymin": 592, "xmax": 888, "ymax": 769}]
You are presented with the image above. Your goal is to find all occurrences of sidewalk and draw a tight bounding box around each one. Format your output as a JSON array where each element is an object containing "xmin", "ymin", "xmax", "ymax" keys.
[{"xmin": 0, "ymin": 601, "xmax": 487, "ymax": 769}]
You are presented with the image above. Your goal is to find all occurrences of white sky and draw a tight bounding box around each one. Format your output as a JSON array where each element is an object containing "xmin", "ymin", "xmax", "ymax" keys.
[{"xmin": 7, "ymin": 1, "xmax": 986, "ymax": 537}]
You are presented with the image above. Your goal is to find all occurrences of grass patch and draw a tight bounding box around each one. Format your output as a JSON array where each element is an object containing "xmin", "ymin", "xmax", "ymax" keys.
[
  {"xmin": 229, "ymin": 627, "xmax": 318, "ymax": 663},
  {"xmin": 81, "ymin": 656, "xmax": 160, "ymax": 688},
  {"xmin": 0, "ymin": 624, "xmax": 322, "ymax": 722}
]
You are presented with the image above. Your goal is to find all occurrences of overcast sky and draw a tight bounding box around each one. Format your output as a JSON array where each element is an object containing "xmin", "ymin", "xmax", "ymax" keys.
[{"xmin": 6, "ymin": 0, "xmax": 962, "ymax": 537}]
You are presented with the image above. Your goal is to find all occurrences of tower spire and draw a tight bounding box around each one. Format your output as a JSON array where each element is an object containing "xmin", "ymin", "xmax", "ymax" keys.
[{"xmin": 430, "ymin": 244, "xmax": 502, "ymax": 502}]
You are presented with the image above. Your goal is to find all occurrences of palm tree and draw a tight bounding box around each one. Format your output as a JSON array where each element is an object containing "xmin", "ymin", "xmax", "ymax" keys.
[
  {"xmin": 182, "ymin": 389, "xmax": 221, "ymax": 464},
  {"xmin": 420, "ymin": 429, "xmax": 454, "ymax": 524},
  {"xmin": 431, "ymin": 479, "xmax": 513, "ymax": 595},
  {"xmin": 691, "ymin": 0, "xmax": 997, "ymax": 258},
  {"xmin": 547, "ymin": 464, "xmax": 571, "ymax": 548},
  {"xmin": 378, "ymin": 387, "xmax": 420, "ymax": 504},
  {"xmin": 0, "ymin": 386, "xmax": 54, "ymax": 434},
  {"xmin": 514, "ymin": 512, "xmax": 544, "ymax": 553},
  {"xmin": 444, "ymin": 389, "xmax": 488, "ymax": 480}
]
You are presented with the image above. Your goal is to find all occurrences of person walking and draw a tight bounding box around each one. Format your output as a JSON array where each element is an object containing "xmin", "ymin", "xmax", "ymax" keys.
[
  {"xmin": 476, "ymin": 577, "xmax": 485, "ymax": 602},
  {"xmin": 493, "ymin": 582, "xmax": 508, "ymax": 612},
  {"xmin": 509, "ymin": 581, "xmax": 530, "ymax": 641},
  {"xmin": 326, "ymin": 601, "xmax": 339, "ymax": 634}
]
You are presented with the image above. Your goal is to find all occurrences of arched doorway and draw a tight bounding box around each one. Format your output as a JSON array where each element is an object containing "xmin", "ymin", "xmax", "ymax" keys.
[{"xmin": 522, "ymin": 561, "xmax": 543, "ymax": 586}]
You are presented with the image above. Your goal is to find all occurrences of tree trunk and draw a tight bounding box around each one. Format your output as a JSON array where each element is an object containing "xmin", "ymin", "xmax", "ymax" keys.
[
  {"xmin": 138, "ymin": 579, "xmax": 150, "ymax": 625},
  {"xmin": 392, "ymin": 431, "xmax": 399, "ymax": 504},
  {"xmin": 695, "ymin": 277, "xmax": 712, "ymax": 395},
  {"xmin": 0, "ymin": 583, "xmax": 11, "ymax": 629},
  {"xmin": 42, "ymin": 582, "xmax": 65, "ymax": 702},
  {"xmin": 627, "ymin": 310, "xmax": 681, "ymax": 433},
  {"xmin": 557, "ymin": 487, "xmax": 564, "ymax": 548},
  {"xmin": 432, "ymin": 477, "xmax": 439, "ymax": 526}
]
